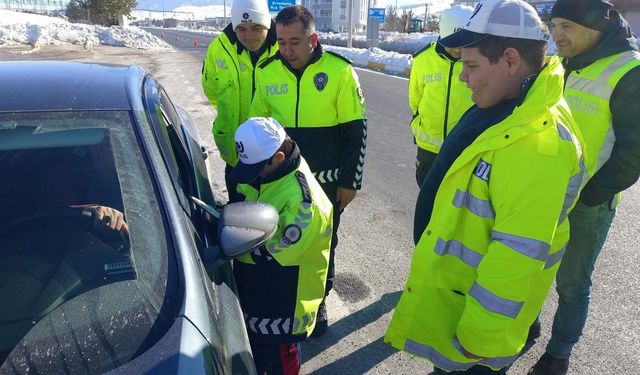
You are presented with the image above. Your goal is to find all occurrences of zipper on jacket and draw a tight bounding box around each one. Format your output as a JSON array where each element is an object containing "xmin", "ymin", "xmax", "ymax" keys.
[
  {"xmin": 220, "ymin": 41, "xmax": 241, "ymax": 89},
  {"xmin": 295, "ymin": 74, "xmax": 301, "ymax": 128},
  {"xmin": 443, "ymin": 61, "xmax": 455, "ymax": 137},
  {"xmin": 252, "ymin": 67, "xmax": 256, "ymax": 98}
]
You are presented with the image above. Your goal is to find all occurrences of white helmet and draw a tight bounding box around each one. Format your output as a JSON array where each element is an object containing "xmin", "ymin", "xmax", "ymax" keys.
[{"xmin": 439, "ymin": 5, "xmax": 475, "ymax": 39}]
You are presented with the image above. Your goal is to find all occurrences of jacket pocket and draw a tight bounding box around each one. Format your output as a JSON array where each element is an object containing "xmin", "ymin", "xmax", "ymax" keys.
[{"xmin": 213, "ymin": 128, "xmax": 238, "ymax": 166}]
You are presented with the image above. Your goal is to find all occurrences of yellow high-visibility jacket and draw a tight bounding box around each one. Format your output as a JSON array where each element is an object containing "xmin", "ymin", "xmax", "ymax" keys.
[
  {"xmin": 250, "ymin": 45, "xmax": 367, "ymax": 191},
  {"xmin": 409, "ymin": 42, "xmax": 473, "ymax": 153},
  {"xmin": 564, "ymin": 50, "xmax": 640, "ymax": 207},
  {"xmin": 385, "ymin": 56, "xmax": 586, "ymax": 371},
  {"xmin": 234, "ymin": 150, "xmax": 333, "ymax": 342},
  {"xmin": 201, "ymin": 22, "xmax": 277, "ymax": 166}
]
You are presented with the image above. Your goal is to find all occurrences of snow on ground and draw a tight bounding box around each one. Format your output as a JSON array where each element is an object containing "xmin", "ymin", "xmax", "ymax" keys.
[
  {"xmin": 0, "ymin": 9, "xmax": 555, "ymax": 71},
  {"xmin": 319, "ymin": 31, "xmax": 439, "ymax": 55},
  {"xmin": 0, "ymin": 9, "xmax": 172, "ymax": 50}
]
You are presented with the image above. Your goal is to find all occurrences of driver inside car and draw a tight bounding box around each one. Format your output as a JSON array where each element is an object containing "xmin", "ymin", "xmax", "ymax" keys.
[
  {"xmin": 70, "ymin": 204, "xmax": 129, "ymax": 234},
  {"xmin": 0, "ymin": 141, "xmax": 134, "ymax": 363}
]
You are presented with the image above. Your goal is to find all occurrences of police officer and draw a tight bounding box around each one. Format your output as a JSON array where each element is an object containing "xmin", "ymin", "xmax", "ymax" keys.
[
  {"xmin": 410, "ymin": 5, "xmax": 474, "ymax": 186},
  {"xmin": 230, "ymin": 117, "xmax": 332, "ymax": 374},
  {"xmin": 201, "ymin": 0, "xmax": 277, "ymax": 202},
  {"xmin": 529, "ymin": 1, "xmax": 640, "ymax": 374},
  {"xmin": 250, "ymin": 5, "xmax": 367, "ymax": 336},
  {"xmin": 386, "ymin": 1, "xmax": 586, "ymax": 373}
]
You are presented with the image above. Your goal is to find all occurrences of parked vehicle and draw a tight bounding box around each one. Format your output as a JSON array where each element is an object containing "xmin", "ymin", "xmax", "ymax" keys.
[{"xmin": 0, "ymin": 62, "xmax": 277, "ymax": 374}]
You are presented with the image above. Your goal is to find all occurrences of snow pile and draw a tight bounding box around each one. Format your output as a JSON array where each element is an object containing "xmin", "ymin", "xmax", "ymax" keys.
[
  {"xmin": 319, "ymin": 31, "xmax": 440, "ymax": 55},
  {"xmin": 325, "ymin": 45, "xmax": 412, "ymax": 73},
  {"xmin": 0, "ymin": 9, "xmax": 173, "ymax": 50}
]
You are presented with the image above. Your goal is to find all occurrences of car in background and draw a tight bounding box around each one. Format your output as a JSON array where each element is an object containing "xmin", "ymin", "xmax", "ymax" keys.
[{"xmin": 0, "ymin": 62, "xmax": 277, "ymax": 374}]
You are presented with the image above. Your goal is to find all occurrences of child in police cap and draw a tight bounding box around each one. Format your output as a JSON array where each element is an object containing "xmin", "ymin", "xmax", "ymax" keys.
[{"xmin": 229, "ymin": 117, "xmax": 332, "ymax": 374}]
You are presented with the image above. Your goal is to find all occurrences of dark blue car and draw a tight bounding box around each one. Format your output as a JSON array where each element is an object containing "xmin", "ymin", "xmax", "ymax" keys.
[{"xmin": 0, "ymin": 62, "xmax": 277, "ymax": 374}]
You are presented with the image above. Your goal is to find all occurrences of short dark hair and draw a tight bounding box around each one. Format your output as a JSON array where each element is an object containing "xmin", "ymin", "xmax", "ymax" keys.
[
  {"xmin": 277, "ymin": 136, "xmax": 294, "ymax": 158},
  {"xmin": 470, "ymin": 34, "xmax": 549, "ymax": 70},
  {"xmin": 275, "ymin": 5, "xmax": 316, "ymax": 35}
]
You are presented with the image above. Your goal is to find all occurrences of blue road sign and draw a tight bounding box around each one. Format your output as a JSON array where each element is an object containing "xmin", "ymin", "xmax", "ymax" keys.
[
  {"xmin": 269, "ymin": 0, "xmax": 295, "ymax": 12},
  {"xmin": 368, "ymin": 8, "xmax": 385, "ymax": 23}
]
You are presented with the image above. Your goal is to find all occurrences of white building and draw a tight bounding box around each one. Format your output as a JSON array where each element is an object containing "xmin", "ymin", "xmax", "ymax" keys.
[{"xmin": 303, "ymin": 0, "xmax": 375, "ymax": 33}]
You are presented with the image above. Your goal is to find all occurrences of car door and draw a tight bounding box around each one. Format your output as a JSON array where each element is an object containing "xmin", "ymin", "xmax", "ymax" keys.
[{"xmin": 143, "ymin": 76, "xmax": 255, "ymax": 375}]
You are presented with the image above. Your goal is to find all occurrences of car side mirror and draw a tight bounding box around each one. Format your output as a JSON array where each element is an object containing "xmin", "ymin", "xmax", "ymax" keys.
[
  {"xmin": 218, "ymin": 201, "xmax": 279, "ymax": 257},
  {"xmin": 190, "ymin": 197, "xmax": 278, "ymax": 268}
]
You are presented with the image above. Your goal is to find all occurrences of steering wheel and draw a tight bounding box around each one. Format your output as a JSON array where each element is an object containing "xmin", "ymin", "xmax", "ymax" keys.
[{"xmin": 0, "ymin": 207, "xmax": 130, "ymax": 252}]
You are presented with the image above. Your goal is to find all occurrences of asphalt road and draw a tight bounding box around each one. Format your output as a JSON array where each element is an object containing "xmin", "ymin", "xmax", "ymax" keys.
[{"xmin": 3, "ymin": 28, "xmax": 639, "ymax": 375}]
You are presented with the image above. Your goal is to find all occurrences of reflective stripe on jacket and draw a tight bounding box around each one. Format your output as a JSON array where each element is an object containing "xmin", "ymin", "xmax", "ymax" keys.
[
  {"xmin": 409, "ymin": 42, "xmax": 473, "ymax": 153},
  {"xmin": 234, "ymin": 158, "xmax": 332, "ymax": 342},
  {"xmin": 385, "ymin": 56, "xmax": 586, "ymax": 371},
  {"xmin": 201, "ymin": 23, "xmax": 277, "ymax": 166},
  {"xmin": 251, "ymin": 47, "xmax": 367, "ymax": 190}
]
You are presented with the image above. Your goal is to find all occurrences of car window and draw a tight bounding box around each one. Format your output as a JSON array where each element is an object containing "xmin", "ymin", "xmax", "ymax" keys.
[
  {"xmin": 0, "ymin": 111, "xmax": 178, "ymax": 373},
  {"xmin": 145, "ymin": 81, "xmax": 196, "ymax": 203}
]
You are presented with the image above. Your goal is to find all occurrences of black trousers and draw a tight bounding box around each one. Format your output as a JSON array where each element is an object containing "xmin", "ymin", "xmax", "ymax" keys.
[
  {"xmin": 416, "ymin": 148, "xmax": 438, "ymax": 188},
  {"xmin": 249, "ymin": 338, "xmax": 301, "ymax": 375},
  {"xmin": 320, "ymin": 182, "xmax": 340, "ymax": 295}
]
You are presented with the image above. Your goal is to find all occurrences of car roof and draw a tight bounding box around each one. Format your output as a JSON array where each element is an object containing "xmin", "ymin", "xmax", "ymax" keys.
[{"xmin": 0, "ymin": 61, "xmax": 146, "ymax": 112}]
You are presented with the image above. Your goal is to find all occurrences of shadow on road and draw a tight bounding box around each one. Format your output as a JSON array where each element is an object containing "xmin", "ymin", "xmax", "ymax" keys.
[
  {"xmin": 303, "ymin": 290, "xmax": 402, "ymax": 374},
  {"xmin": 302, "ymin": 289, "xmax": 540, "ymax": 375}
]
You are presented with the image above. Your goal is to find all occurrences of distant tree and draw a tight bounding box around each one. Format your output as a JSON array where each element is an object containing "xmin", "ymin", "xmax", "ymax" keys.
[
  {"xmin": 66, "ymin": 0, "xmax": 137, "ymax": 26},
  {"xmin": 400, "ymin": 10, "xmax": 414, "ymax": 33},
  {"xmin": 91, "ymin": 0, "xmax": 137, "ymax": 26},
  {"xmin": 426, "ymin": 14, "xmax": 439, "ymax": 33},
  {"xmin": 383, "ymin": 5, "xmax": 400, "ymax": 32},
  {"xmin": 66, "ymin": 0, "xmax": 91, "ymax": 23}
]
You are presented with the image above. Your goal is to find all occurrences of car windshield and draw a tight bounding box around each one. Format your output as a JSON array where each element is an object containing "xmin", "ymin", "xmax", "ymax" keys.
[{"xmin": 0, "ymin": 111, "xmax": 176, "ymax": 373}]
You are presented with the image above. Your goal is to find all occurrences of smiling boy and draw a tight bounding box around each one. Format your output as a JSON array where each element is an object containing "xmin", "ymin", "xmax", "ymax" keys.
[{"xmin": 387, "ymin": 1, "xmax": 586, "ymax": 373}]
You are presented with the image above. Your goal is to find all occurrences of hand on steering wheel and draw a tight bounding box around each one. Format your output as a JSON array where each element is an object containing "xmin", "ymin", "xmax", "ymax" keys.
[{"xmin": 70, "ymin": 204, "xmax": 129, "ymax": 234}]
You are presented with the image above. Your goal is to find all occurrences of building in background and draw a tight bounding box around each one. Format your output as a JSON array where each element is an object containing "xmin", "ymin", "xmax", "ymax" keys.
[
  {"xmin": 302, "ymin": 0, "xmax": 374, "ymax": 33},
  {"xmin": 526, "ymin": 0, "xmax": 554, "ymax": 20},
  {"xmin": 1, "ymin": 0, "xmax": 69, "ymax": 15}
]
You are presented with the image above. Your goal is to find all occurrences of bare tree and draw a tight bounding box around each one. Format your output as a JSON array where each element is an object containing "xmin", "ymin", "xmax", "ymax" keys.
[{"xmin": 383, "ymin": 5, "xmax": 399, "ymax": 32}]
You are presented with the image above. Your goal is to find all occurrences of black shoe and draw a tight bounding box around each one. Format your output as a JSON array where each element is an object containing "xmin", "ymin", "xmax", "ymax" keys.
[
  {"xmin": 310, "ymin": 301, "xmax": 328, "ymax": 338},
  {"xmin": 527, "ymin": 318, "xmax": 541, "ymax": 341},
  {"xmin": 528, "ymin": 353, "xmax": 569, "ymax": 375}
]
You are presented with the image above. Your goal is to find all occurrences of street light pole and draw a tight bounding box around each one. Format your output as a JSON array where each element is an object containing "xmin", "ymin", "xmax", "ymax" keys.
[
  {"xmin": 347, "ymin": 0, "xmax": 353, "ymax": 48},
  {"xmin": 394, "ymin": 0, "xmax": 398, "ymax": 32}
]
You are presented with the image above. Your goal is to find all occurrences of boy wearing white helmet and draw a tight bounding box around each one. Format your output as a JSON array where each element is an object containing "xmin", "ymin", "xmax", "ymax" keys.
[
  {"xmin": 230, "ymin": 117, "xmax": 333, "ymax": 374},
  {"xmin": 409, "ymin": 5, "xmax": 475, "ymax": 187}
]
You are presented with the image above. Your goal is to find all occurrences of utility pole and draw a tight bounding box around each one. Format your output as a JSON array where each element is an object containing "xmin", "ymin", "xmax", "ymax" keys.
[
  {"xmin": 347, "ymin": 0, "xmax": 354, "ymax": 48},
  {"xmin": 394, "ymin": 0, "xmax": 398, "ymax": 32},
  {"xmin": 423, "ymin": 2, "xmax": 429, "ymax": 30}
]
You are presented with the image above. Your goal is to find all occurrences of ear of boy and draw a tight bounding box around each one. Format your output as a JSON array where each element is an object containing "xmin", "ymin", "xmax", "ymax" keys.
[{"xmin": 260, "ymin": 151, "xmax": 286, "ymax": 177}]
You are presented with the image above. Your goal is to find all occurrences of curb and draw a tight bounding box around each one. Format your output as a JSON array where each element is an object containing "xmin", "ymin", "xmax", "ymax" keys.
[{"xmin": 363, "ymin": 61, "xmax": 411, "ymax": 77}]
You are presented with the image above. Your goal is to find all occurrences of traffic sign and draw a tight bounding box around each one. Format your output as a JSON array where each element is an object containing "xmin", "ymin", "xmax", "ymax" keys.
[
  {"xmin": 268, "ymin": 0, "xmax": 295, "ymax": 13},
  {"xmin": 368, "ymin": 8, "xmax": 385, "ymax": 23}
]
